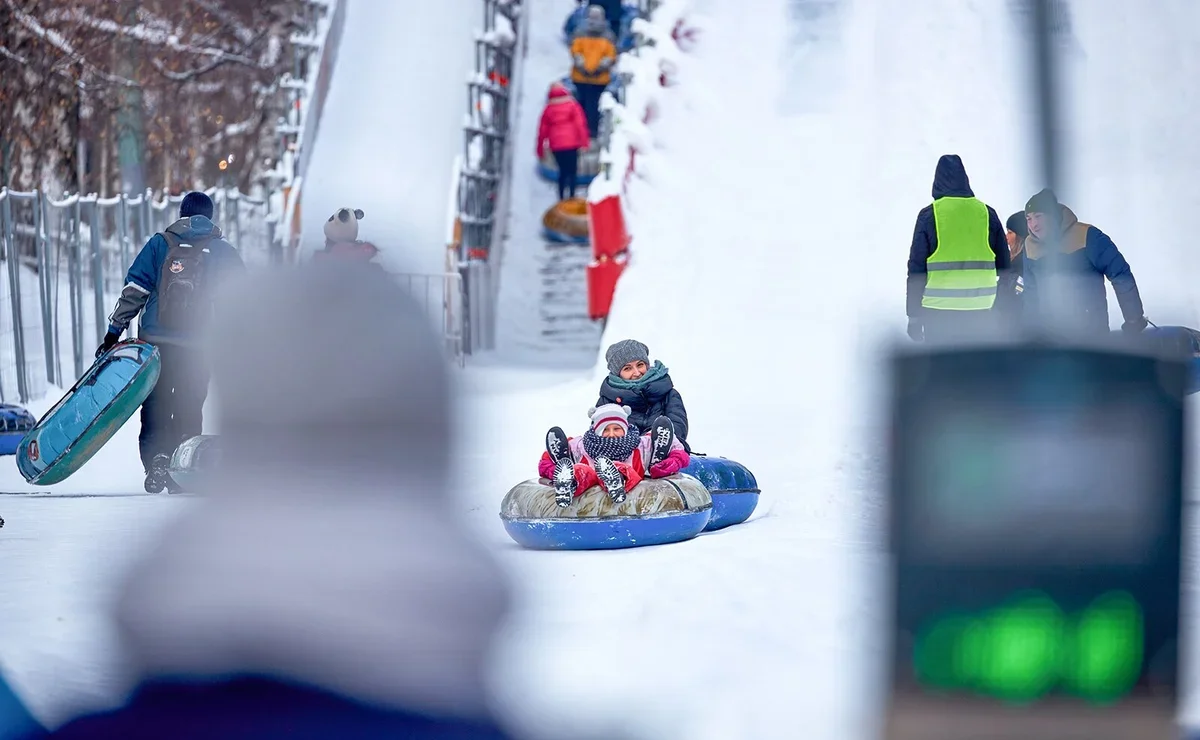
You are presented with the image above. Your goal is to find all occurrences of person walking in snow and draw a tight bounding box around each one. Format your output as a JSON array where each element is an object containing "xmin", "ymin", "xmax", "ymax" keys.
[
  {"xmin": 596, "ymin": 339, "xmax": 690, "ymax": 452},
  {"xmin": 570, "ymin": 5, "xmax": 618, "ymax": 138},
  {"xmin": 906, "ymin": 155, "xmax": 1015, "ymax": 344},
  {"xmin": 1020, "ymin": 187, "xmax": 1147, "ymax": 335},
  {"xmin": 1006, "ymin": 211, "xmax": 1028, "ymax": 302},
  {"xmin": 537, "ymin": 82, "xmax": 591, "ymax": 201},
  {"xmin": 541, "ymin": 403, "xmax": 689, "ymax": 507},
  {"xmin": 314, "ymin": 206, "xmax": 381, "ymax": 264},
  {"xmin": 97, "ymin": 191, "xmax": 244, "ymax": 493}
]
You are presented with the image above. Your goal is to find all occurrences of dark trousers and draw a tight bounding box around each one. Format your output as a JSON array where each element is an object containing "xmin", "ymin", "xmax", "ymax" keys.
[
  {"xmin": 553, "ymin": 149, "xmax": 579, "ymax": 201},
  {"xmin": 575, "ymin": 82, "xmax": 605, "ymax": 138},
  {"xmin": 139, "ymin": 342, "xmax": 210, "ymax": 471}
]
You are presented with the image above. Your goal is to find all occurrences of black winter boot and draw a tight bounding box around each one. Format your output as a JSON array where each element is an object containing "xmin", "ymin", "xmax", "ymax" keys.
[
  {"xmin": 545, "ymin": 426, "xmax": 572, "ymax": 467},
  {"xmin": 648, "ymin": 416, "xmax": 675, "ymax": 469},
  {"xmin": 593, "ymin": 456, "xmax": 627, "ymax": 504},
  {"xmin": 552, "ymin": 461, "xmax": 576, "ymax": 507},
  {"xmin": 144, "ymin": 453, "xmax": 171, "ymax": 494}
]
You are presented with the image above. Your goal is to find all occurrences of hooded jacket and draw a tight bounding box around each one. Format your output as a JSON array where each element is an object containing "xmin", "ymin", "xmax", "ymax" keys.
[
  {"xmin": 537, "ymin": 84, "xmax": 590, "ymax": 157},
  {"xmin": 906, "ymin": 155, "xmax": 1013, "ymax": 319},
  {"xmin": 108, "ymin": 216, "xmax": 244, "ymax": 344},
  {"xmin": 1021, "ymin": 204, "xmax": 1144, "ymax": 332},
  {"xmin": 44, "ymin": 263, "xmax": 515, "ymax": 739},
  {"xmin": 569, "ymin": 16, "xmax": 617, "ymax": 86}
]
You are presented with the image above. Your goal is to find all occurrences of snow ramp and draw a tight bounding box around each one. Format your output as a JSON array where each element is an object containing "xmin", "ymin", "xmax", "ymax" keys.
[{"xmin": 298, "ymin": 2, "xmax": 479, "ymax": 275}]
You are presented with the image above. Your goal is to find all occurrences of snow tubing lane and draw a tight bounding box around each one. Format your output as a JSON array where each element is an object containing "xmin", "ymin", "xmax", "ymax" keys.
[
  {"xmin": 537, "ymin": 144, "xmax": 601, "ymax": 187},
  {"xmin": 0, "ymin": 404, "xmax": 35, "ymax": 456},
  {"xmin": 500, "ymin": 475, "xmax": 712, "ymax": 550},
  {"xmin": 17, "ymin": 340, "xmax": 160, "ymax": 485},
  {"xmin": 169, "ymin": 434, "xmax": 221, "ymax": 492},
  {"xmin": 681, "ymin": 456, "xmax": 760, "ymax": 531},
  {"xmin": 542, "ymin": 198, "xmax": 590, "ymax": 244}
]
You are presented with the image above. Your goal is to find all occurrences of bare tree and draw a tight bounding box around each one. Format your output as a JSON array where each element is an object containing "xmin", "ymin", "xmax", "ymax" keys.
[{"xmin": 0, "ymin": 0, "xmax": 305, "ymax": 194}]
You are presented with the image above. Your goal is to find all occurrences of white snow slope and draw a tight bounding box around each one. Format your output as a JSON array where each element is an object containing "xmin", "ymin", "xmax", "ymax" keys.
[
  {"xmin": 297, "ymin": 0, "xmax": 479, "ymax": 274},
  {"xmin": 5, "ymin": 2, "xmax": 1200, "ymax": 739}
]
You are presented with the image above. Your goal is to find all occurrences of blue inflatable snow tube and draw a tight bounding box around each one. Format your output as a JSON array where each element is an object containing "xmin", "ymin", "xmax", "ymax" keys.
[
  {"xmin": 0, "ymin": 404, "xmax": 35, "ymax": 456},
  {"xmin": 500, "ymin": 475, "xmax": 713, "ymax": 550},
  {"xmin": 1142, "ymin": 325, "xmax": 1200, "ymax": 394},
  {"xmin": 562, "ymin": 4, "xmax": 641, "ymax": 52},
  {"xmin": 17, "ymin": 340, "xmax": 160, "ymax": 485},
  {"xmin": 681, "ymin": 456, "xmax": 760, "ymax": 531}
]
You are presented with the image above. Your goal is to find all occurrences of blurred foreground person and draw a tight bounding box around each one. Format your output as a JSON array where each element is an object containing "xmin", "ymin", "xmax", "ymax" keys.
[
  {"xmin": 38, "ymin": 263, "xmax": 515, "ymax": 739},
  {"xmin": 1021, "ymin": 187, "xmax": 1147, "ymax": 334},
  {"xmin": 905, "ymin": 155, "xmax": 1013, "ymax": 344}
]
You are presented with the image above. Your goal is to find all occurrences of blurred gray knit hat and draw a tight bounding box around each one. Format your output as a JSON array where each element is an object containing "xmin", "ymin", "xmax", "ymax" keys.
[
  {"xmin": 588, "ymin": 4, "xmax": 606, "ymax": 21},
  {"xmin": 605, "ymin": 339, "xmax": 649, "ymax": 375}
]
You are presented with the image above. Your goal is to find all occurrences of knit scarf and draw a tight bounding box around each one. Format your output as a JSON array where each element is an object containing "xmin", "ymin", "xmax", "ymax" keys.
[
  {"xmin": 605, "ymin": 361, "xmax": 669, "ymax": 392},
  {"xmin": 582, "ymin": 426, "xmax": 641, "ymax": 463}
]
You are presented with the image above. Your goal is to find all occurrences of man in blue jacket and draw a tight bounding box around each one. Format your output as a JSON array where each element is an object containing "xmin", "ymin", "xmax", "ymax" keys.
[
  {"xmin": 1021, "ymin": 188, "xmax": 1147, "ymax": 334},
  {"xmin": 96, "ymin": 192, "xmax": 244, "ymax": 493}
]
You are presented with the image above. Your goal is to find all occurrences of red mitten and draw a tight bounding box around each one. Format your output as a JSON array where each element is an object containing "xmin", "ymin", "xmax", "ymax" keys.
[
  {"xmin": 574, "ymin": 463, "xmax": 600, "ymax": 491},
  {"xmin": 612, "ymin": 461, "xmax": 635, "ymax": 481}
]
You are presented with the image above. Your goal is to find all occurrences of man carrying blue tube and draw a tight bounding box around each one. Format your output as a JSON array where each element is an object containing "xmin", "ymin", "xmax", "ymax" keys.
[{"xmin": 97, "ymin": 191, "xmax": 243, "ymax": 493}]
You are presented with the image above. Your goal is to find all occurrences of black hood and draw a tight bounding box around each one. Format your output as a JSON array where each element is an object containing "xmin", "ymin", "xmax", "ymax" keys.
[{"xmin": 931, "ymin": 154, "xmax": 974, "ymax": 199}]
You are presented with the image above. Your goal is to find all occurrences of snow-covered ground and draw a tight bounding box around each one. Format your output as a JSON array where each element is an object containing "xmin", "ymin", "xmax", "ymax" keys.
[
  {"xmin": 296, "ymin": 0, "xmax": 479, "ymax": 274},
  {"xmin": 5, "ymin": 1, "xmax": 1200, "ymax": 739}
]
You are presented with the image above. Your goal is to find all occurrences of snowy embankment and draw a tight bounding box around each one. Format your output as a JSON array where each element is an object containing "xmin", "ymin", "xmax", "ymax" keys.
[{"xmin": 297, "ymin": 2, "xmax": 478, "ymax": 275}]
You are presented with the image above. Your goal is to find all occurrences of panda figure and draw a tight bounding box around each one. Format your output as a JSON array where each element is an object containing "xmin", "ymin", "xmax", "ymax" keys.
[{"xmin": 316, "ymin": 207, "xmax": 380, "ymax": 263}]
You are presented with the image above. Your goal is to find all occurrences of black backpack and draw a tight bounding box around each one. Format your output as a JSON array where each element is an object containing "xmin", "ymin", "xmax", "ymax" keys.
[{"xmin": 156, "ymin": 230, "xmax": 215, "ymax": 331}]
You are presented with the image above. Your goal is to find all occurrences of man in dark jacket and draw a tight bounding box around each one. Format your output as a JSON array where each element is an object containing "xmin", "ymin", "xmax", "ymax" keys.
[
  {"xmin": 96, "ymin": 191, "xmax": 244, "ymax": 493},
  {"xmin": 906, "ymin": 155, "xmax": 1014, "ymax": 344},
  {"xmin": 597, "ymin": 339, "xmax": 690, "ymax": 452},
  {"xmin": 1021, "ymin": 188, "xmax": 1147, "ymax": 335}
]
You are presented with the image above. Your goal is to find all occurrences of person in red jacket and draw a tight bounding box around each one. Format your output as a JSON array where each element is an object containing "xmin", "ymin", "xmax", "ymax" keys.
[{"xmin": 536, "ymin": 82, "xmax": 590, "ymax": 201}]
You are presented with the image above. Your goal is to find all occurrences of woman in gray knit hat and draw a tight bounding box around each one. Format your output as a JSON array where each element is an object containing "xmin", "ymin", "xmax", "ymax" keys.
[{"xmin": 595, "ymin": 339, "xmax": 690, "ymax": 451}]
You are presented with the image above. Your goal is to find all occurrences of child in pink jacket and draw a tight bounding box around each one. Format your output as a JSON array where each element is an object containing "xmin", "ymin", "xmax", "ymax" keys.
[
  {"xmin": 539, "ymin": 403, "xmax": 689, "ymax": 507},
  {"xmin": 536, "ymin": 82, "xmax": 590, "ymax": 201}
]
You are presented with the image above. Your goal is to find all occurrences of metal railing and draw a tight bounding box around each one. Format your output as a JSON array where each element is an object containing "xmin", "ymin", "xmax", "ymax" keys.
[
  {"xmin": 0, "ymin": 186, "xmax": 274, "ymax": 404},
  {"xmin": 447, "ymin": 0, "xmax": 525, "ymax": 356}
]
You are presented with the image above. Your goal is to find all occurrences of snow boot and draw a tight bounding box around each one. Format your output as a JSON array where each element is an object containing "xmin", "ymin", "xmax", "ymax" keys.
[
  {"xmin": 545, "ymin": 426, "xmax": 572, "ymax": 467},
  {"xmin": 552, "ymin": 461, "xmax": 577, "ymax": 507},
  {"xmin": 647, "ymin": 415, "xmax": 675, "ymax": 469},
  {"xmin": 144, "ymin": 453, "xmax": 171, "ymax": 494},
  {"xmin": 593, "ymin": 456, "xmax": 627, "ymax": 504},
  {"xmin": 546, "ymin": 426, "xmax": 576, "ymax": 506}
]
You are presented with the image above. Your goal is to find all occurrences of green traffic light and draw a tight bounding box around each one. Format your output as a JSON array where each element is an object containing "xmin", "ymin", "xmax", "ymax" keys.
[{"xmin": 913, "ymin": 590, "xmax": 1144, "ymax": 703}]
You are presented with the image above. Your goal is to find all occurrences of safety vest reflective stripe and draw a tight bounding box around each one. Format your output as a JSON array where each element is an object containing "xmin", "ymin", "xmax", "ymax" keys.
[
  {"xmin": 923, "ymin": 286, "xmax": 998, "ymax": 298},
  {"xmin": 926, "ymin": 260, "xmax": 995, "ymax": 271},
  {"xmin": 923, "ymin": 197, "xmax": 997, "ymax": 311}
]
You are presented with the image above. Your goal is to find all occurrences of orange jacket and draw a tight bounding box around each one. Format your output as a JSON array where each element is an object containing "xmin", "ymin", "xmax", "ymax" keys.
[{"xmin": 570, "ymin": 35, "xmax": 616, "ymax": 86}]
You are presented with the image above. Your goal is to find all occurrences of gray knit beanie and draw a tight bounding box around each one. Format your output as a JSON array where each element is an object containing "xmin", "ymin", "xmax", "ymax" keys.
[
  {"xmin": 588, "ymin": 4, "xmax": 606, "ymax": 21},
  {"xmin": 605, "ymin": 339, "xmax": 649, "ymax": 376}
]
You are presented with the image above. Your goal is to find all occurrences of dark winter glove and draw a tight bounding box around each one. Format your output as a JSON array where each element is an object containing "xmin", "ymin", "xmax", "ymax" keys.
[
  {"xmin": 1122, "ymin": 316, "xmax": 1149, "ymax": 334},
  {"xmin": 96, "ymin": 330, "xmax": 121, "ymax": 358},
  {"xmin": 906, "ymin": 319, "xmax": 924, "ymax": 342}
]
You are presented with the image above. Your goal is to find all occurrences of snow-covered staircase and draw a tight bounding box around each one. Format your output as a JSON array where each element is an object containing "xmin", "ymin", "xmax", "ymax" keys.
[{"xmin": 492, "ymin": 0, "xmax": 605, "ymax": 367}]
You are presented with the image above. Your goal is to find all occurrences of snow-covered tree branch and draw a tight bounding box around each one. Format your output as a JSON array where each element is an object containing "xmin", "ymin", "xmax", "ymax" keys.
[{"xmin": 0, "ymin": 0, "xmax": 307, "ymax": 194}]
